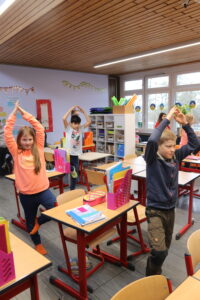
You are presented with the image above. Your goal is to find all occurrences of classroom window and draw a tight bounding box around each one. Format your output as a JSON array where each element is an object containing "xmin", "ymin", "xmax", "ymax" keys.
[
  {"xmin": 147, "ymin": 93, "xmax": 169, "ymax": 129},
  {"xmin": 147, "ymin": 76, "xmax": 169, "ymax": 88},
  {"xmin": 175, "ymin": 91, "xmax": 200, "ymax": 131},
  {"xmin": 125, "ymin": 95, "xmax": 143, "ymax": 128},
  {"xmin": 124, "ymin": 79, "xmax": 143, "ymax": 91},
  {"xmin": 177, "ymin": 72, "xmax": 200, "ymax": 86}
]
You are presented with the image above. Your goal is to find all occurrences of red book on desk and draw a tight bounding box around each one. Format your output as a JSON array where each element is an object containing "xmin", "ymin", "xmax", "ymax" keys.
[{"xmin": 0, "ymin": 224, "xmax": 8, "ymax": 253}]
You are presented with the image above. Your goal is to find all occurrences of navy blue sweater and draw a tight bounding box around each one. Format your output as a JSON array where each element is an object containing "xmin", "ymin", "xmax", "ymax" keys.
[{"xmin": 144, "ymin": 119, "xmax": 200, "ymax": 210}]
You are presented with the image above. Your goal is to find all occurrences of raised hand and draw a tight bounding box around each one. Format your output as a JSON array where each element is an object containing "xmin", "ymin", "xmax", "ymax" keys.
[
  {"xmin": 174, "ymin": 111, "xmax": 187, "ymax": 125},
  {"xmin": 12, "ymin": 100, "xmax": 20, "ymax": 115},
  {"xmin": 76, "ymin": 105, "xmax": 82, "ymax": 112},
  {"xmin": 166, "ymin": 106, "xmax": 180, "ymax": 121}
]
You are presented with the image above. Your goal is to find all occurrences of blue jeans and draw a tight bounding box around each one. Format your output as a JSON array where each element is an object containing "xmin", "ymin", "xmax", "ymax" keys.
[
  {"xmin": 19, "ymin": 189, "xmax": 56, "ymax": 245},
  {"xmin": 70, "ymin": 155, "xmax": 79, "ymax": 190}
]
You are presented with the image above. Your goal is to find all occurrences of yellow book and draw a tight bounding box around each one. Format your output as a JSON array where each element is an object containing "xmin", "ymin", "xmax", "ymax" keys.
[{"xmin": 113, "ymin": 169, "xmax": 128, "ymax": 181}]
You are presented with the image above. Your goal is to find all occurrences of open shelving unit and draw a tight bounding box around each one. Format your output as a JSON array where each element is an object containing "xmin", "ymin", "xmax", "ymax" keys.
[{"xmin": 89, "ymin": 114, "xmax": 135, "ymax": 159}]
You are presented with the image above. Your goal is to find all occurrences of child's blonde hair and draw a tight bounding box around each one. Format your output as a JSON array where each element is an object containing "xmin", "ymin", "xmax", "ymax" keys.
[
  {"xmin": 185, "ymin": 113, "xmax": 194, "ymax": 125},
  {"xmin": 17, "ymin": 126, "xmax": 41, "ymax": 174},
  {"xmin": 158, "ymin": 129, "xmax": 176, "ymax": 145}
]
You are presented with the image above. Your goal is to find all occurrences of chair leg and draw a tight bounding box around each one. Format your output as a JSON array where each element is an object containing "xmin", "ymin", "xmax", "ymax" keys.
[
  {"xmin": 167, "ymin": 278, "xmax": 173, "ymax": 294},
  {"xmin": 185, "ymin": 253, "xmax": 194, "ymax": 276}
]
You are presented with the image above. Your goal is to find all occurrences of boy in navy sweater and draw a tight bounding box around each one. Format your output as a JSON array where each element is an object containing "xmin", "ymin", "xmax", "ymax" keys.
[{"xmin": 145, "ymin": 106, "xmax": 199, "ymax": 276}]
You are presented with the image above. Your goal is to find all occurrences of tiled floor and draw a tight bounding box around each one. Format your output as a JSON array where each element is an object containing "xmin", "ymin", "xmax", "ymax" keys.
[{"xmin": 1, "ymin": 176, "xmax": 200, "ymax": 300}]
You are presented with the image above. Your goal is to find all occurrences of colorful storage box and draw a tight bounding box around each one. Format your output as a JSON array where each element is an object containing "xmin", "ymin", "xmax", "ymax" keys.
[{"xmin": 0, "ymin": 250, "xmax": 15, "ymax": 287}]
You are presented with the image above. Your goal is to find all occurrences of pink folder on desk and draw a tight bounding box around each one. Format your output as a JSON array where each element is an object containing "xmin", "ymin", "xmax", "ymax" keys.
[{"xmin": 54, "ymin": 149, "xmax": 70, "ymax": 173}]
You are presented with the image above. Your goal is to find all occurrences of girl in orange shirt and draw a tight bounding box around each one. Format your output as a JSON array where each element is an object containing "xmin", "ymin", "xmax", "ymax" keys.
[{"xmin": 4, "ymin": 101, "xmax": 56, "ymax": 255}]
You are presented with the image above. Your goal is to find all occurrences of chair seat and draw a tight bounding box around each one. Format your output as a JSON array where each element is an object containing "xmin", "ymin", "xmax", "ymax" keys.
[
  {"xmin": 127, "ymin": 204, "xmax": 146, "ymax": 223},
  {"xmin": 63, "ymin": 227, "xmax": 116, "ymax": 248}
]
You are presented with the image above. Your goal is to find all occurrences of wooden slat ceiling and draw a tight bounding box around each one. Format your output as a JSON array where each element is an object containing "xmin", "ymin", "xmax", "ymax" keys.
[{"xmin": 1, "ymin": 0, "xmax": 200, "ymax": 75}]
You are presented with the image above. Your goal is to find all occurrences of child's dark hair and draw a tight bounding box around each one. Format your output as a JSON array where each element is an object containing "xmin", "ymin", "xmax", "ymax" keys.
[
  {"xmin": 157, "ymin": 112, "xmax": 166, "ymax": 123},
  {"xmin": 71, "ymin": 114, "xmax": 81, "ymax": 124}
]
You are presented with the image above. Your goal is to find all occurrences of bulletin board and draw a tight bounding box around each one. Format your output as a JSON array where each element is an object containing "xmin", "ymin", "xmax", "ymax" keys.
[{"xmin": 36, "ymin": 99, "xmax": 53, "ymax": 132}]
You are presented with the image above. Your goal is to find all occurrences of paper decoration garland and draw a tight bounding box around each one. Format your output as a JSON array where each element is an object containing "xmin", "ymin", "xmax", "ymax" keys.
[
  {"xmin": 150, "ymin": 104, "xmax": 156, "ymax": 111},
  {"xmin": 160, "ymin": 103, "xmax": 164, "ymax": 110},
  {"xmin": 62, "ymin": 80, "xmax": 105, "ymax": 91},
  {"xmin": 175, "ymin": 102, "xmax": 182, "ymax": 108},
  {"xmin": 0, "ymin": 86, "xmax": 35, "ymax": 94},
  {"xmin": 189, "ymin": 100, "xmax": 196, "ymax": 109},
  {"xmin": 135, "ymin": 105, "xmax": 141, "ymax": 112}
]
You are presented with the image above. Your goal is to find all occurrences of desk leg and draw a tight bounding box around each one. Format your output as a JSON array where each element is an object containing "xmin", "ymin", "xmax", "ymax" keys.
[
  {"xmin": 120, "ymin": 213, "xmax": 135, "ymax": 271},
  {"xmin": 176, "ymin": 181, "xmax": 195, "ymax": 240},
  {"xmin": 49, "ymin": 230, "xmax": 88, "ymax": 300},
  {"xmin": 77, "ymin": 230, "xmax": 88, "ymax": 300},
  {"xmin": 11, "ymin": 182, "xmax": 27, "ymax": 231},
  {"xmin": 30, "ymin": 275, "xmax": 40, "ymax": 300},
  {"xmin": 78, "ymin": 160, "xmax": 84, "ymax": 185},
  {"xmin": 58, "ymin": 176, "xmax": 64, "ymax": 194}
]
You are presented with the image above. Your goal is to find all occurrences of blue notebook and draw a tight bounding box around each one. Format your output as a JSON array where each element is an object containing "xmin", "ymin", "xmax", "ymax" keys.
[{"xmin": 66, "ymin": 204, "xmax": 106, "ymax": 226}]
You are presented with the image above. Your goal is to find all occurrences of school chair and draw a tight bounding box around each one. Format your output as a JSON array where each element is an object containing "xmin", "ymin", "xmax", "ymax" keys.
[
  {"xmin": 44, "ymin": 151, "xmax": 54, "ymax": 170},
  {"xmin": 185, "ymin": 228, "xmax": 200, "ymax": 276},
  {"xmin": 110, "ymin": 275, "xmax": 172, "ymax": 300},
  {"xmin": 56, "ymin": 189, "xmax": 116, "ymax": 290},
  {"xmin": 84, "ymin": 169, "xmax": 107, "ymax": 191}
]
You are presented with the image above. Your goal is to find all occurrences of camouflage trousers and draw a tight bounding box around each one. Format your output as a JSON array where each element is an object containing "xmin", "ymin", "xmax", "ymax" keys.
[{"xmin": 145, "ymin": 207, "xmax": 175, "ymax": 276}]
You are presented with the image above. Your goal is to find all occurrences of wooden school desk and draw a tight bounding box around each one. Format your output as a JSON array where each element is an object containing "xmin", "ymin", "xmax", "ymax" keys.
[
  {"xmin": 0, "ymin": 232, "xmax": 51, "ymax": 300},
  {"xmin": 5, "ymin": 171, "xmax": 65, "ymax": 231},
  {"xmin": 78, "ymin": 151, "xmax": 111, "ymax": 184},
  {"xmin": 165, "ymin": 275, "xmax": 200, "ymax": 300},
  {"xmin": 132, "ymin": 170, "xmax": 200, "ymax": 239},
  {"xmin": 42, "ymin": 197, "xmax": 139, "ymax": 300},
  {"xmin": 180, "ymin": 157, "xmax": 200, "ymax": 198},
  {"xmin": 94, "ymin": 161, "xmax": 145, "ymax": 174},
  {"xmin": 45, "ymin": 144, "xmax": 96, "ymax": 153},
  {"xmin": 82, "ymin": 143, "xmax": 96, "ymax": 152}
]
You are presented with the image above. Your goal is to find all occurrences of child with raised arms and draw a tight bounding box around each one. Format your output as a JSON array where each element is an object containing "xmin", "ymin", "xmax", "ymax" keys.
[
  {"xmin": 4, "ymin": 101, "xmax": 56, "ymax": 255},
  {"xmin": 145, "ymin": 106, "xmax": 199, "ymax": 276},
  {"xmin": 62, "ymin": 105, "xmax": 91, "ymax": 190}
]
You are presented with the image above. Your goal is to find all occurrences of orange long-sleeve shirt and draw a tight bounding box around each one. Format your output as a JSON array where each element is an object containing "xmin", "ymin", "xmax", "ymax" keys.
[{"xmin": 4, "ymin": 112, "xmax": 49, "ymax": 194}]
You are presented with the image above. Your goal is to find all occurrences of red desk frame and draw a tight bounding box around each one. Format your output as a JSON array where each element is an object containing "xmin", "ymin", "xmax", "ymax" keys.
[
  {"xmin": 0, "ymin": 233, "xmax": 51, "ymax": 300},
  {"xmin": 43, "ymin": 200, "xmax": 138, "ymax": 300},
  {"xmin": 0, "ymin": 275, "xmax": 39, "ymax": 300}
]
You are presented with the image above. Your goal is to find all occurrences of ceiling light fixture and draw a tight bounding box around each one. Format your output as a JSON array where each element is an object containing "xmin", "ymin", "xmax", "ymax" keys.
[
  {"xmin": 94, "ymin": 40, "xmax": 200, "ymax": 68},
  {"xmin": 0, "ymin": 0, "xmax": 16, "ymax": 16}
]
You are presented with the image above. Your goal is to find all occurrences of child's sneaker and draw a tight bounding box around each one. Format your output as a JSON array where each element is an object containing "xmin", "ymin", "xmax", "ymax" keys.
[
  {"xmin": 71, "ymin": 167, "xmax": 78, "ymax": 179},
  {"xmin": 35, "ymin": 244, "xmax": 47, "ymax": 255},
  {"xmin": 30, "ymin": 218, "xmax": 40, "ymax": 235}
]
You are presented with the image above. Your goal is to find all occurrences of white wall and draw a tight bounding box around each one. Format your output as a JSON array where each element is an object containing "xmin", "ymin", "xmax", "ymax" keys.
[{"xmin": 0, "ymin": 64, "xmax": 109, "ymax": 143}]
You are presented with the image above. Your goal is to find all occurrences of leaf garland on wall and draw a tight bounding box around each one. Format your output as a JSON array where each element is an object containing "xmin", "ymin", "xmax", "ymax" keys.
[{"xmin": 62, "ymin": 80, "xmax": 105, "ymax": 91}]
